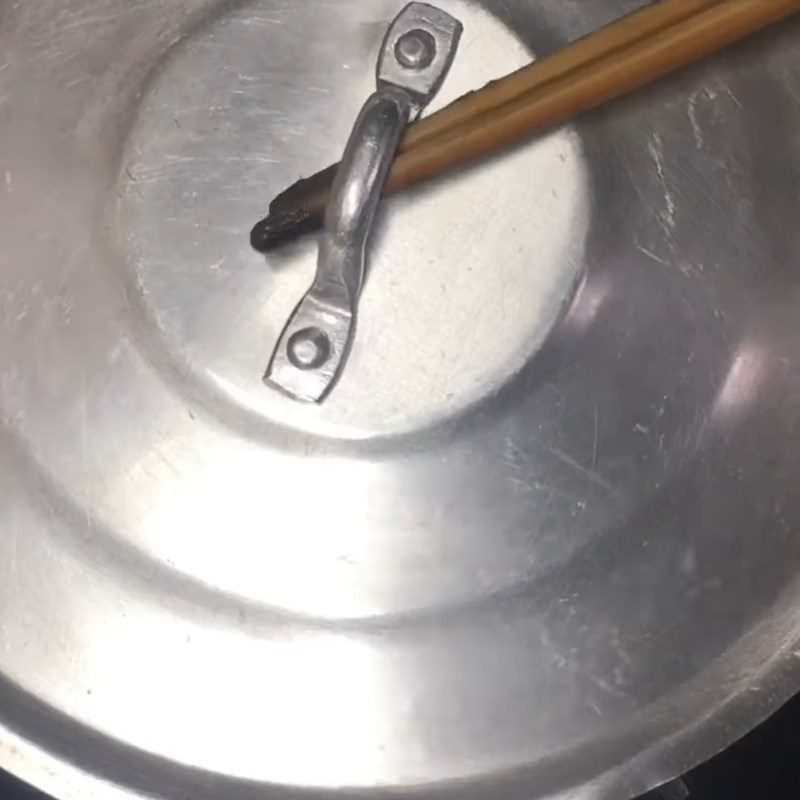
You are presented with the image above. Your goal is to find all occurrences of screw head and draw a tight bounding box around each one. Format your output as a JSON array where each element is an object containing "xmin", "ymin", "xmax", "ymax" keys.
[
  {"xmin": 287, "ymin": 327, "xmax": 331, "ymax": 371},
  {"xmin": 395, "ymin": 29, "xmax": 436, "ymax": 70}
]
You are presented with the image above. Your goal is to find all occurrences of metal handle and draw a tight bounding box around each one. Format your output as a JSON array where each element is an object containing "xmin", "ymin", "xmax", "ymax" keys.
[{"xmin": 265, "ymin": 2, "xmax": 462, "ymax": 403}]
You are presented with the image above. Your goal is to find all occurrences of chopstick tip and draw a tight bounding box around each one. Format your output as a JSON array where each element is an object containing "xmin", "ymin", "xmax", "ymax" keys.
[{"xmin": 250, "ymin": 206, "xmax": 320, "ymax": 253}]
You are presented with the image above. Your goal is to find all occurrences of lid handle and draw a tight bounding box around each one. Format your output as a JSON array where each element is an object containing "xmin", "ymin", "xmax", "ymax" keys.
[{"xmin": 265, "ymin": 3, "xmax": 462, "ymax": 403}]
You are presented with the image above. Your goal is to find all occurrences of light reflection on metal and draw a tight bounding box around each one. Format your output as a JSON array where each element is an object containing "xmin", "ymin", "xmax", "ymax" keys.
[{"xmin": 712, "ymin": 340, "xmax": 770, "ymax": 427}]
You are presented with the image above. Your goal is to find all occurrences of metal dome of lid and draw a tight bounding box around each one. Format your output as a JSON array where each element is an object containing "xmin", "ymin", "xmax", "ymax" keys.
[{"xmin": 1, "ymin": 1, "xmax": 800, "ymax": 799}]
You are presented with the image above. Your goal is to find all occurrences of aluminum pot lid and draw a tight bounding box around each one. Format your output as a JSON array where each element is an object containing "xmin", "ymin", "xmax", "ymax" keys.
[{"xmin": 2, "ymin": 1, "xmax": 800, "ymax": 799}]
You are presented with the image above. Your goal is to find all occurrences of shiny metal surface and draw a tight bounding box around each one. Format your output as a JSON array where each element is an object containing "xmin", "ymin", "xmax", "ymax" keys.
[
  {"xmin": 1, "ymin": 2, "xmax": 800, "ymax": 800},
  {"xmin": 266, "ymin": 3, "xmax": 462, "ymax": 402}
]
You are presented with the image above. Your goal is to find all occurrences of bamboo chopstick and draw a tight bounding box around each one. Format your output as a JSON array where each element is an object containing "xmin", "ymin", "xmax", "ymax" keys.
[
  {"xmin": 387, "ymin": 0, "xmax": 800, "ymax": 193},
  {"xmin": 397, "ymin": 0, "xmax": 723, "ymax": 153},
  {"xmin": 255, "ymin": 0, "xmax": 721, "ymax": 246},
  {"xmin": 252, "ymin": 0, "xmax": 800, "ymax": 252},
  {"xmin": 266, "ymin": 0, "xmax": 722, "ymax": 222}
]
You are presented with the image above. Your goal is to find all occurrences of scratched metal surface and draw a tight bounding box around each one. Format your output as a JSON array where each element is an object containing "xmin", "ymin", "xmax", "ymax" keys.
[{"xmin": 1, "ymin": 1, "xmax": 800, "ymax": 799}]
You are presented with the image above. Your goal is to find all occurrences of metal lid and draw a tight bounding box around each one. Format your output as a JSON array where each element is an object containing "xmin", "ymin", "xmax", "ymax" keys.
[{"xmin": 2, "ymin": 1, "xmax": 800, "ymax": 799}]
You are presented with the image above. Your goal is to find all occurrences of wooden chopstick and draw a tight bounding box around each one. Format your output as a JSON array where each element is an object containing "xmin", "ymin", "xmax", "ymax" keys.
[
  {"xmin": 402, "ymin": 0, "xmax": 723, "ymax": 153},
  {"xmin": 252, "ymin": 0, "xmax": 800, "ymax": 252},
  {"xmin": 386, "ymin": 0, "xmax": 800, "ymax": 195},
  {"xmin": 259, "ymin": 0, "xmax": 721, "ymax": 235}
]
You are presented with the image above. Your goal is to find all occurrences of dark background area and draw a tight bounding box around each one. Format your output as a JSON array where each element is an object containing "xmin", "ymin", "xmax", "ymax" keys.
[
  {"xmin": 1, "ymin": 692, "xmax": 800, "ymax": 799},
  {"xmin": 646, "ymin": 689, "xmax": 800, "ymax": 798}
]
